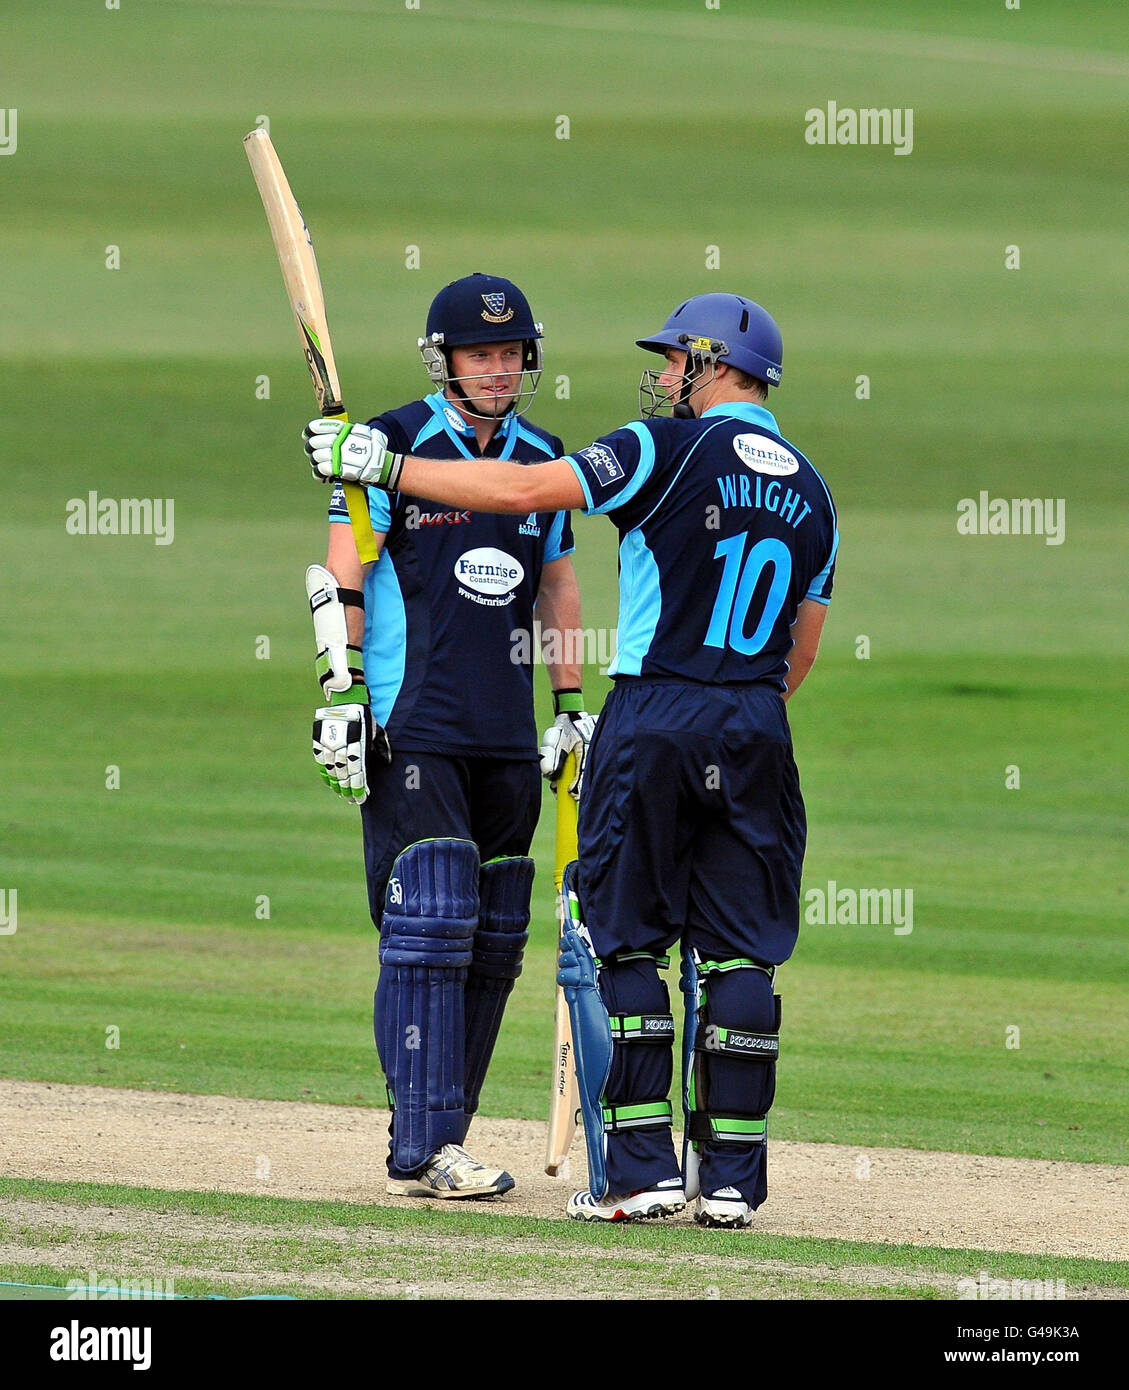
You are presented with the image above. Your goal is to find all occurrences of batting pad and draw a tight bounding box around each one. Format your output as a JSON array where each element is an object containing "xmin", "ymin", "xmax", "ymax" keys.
[
  {"xmin": 375, "ymin": 838, "xmax": 479, "ymax": 1174},
  {"xmin": 463, "ymin": 855, "xmax": 535, "ymax": 1132}
]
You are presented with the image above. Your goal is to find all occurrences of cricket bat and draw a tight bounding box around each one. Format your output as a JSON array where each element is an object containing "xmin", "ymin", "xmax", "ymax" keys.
[
  {"xmin": 243, "ymin": 127, "xmax": 379, "ymax": 564},
  {"xmin": 545, "ymin": 750, "xmax": 581, "ymax": 1177}
]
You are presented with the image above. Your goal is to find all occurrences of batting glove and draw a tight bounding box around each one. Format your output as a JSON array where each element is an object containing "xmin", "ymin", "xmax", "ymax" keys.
[
  {"xmin": 312, "ymin": 658, "xmax": 392, "ymax": 804},
  {"xmin": 539, "ymin": 689, "xmax": 596, "ymax": 801},
  {"xmin": 304, "ymin": 419, "xmax": 405, "ymax": 492}
]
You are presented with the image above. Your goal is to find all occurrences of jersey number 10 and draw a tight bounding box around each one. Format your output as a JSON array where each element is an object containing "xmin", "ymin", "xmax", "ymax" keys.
[{"xmin": 705, "ymin": 534, "xmax": 792, "ymax": 655}]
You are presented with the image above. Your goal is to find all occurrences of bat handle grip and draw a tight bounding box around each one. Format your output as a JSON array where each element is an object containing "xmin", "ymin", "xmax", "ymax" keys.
[{"xmin": 321, "ymin": 403, "xmax": 380, "ymax": 565}]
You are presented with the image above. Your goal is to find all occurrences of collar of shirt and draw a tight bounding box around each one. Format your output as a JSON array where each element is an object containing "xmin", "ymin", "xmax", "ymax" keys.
[
  {"xmin": 700, "ymin": 400, "xmax": 780, "ymax": 433},
  {"xmin": 424, "ymin": 390, "xmax": 518, "ymax": 456}
]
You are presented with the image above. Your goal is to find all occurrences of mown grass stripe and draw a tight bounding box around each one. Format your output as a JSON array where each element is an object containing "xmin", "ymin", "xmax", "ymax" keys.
[{"xmin": 2, "ymin": 1177, "xmax": 1124, "ymax": 1291}]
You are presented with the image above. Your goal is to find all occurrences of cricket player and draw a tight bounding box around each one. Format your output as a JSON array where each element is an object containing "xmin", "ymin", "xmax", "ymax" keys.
[
  {"xmin": 306, "ymin": 273, "xmax": 593, "ymax": 1199},
  {"xmin": 304, "ymin": 292, "xmax": 836, "ymax": 1228}
]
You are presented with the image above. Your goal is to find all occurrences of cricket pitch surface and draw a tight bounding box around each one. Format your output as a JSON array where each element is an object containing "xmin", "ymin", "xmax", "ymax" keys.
[{"xmin": 2, "ymin": 1079, "xmax": 1124, "ymax": 1265}]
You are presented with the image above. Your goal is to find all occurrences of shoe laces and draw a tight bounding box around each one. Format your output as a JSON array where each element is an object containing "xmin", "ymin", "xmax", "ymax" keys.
[{"xmin": 440, "ymin": 1143, "xmax": 478, "ymax": 1167}]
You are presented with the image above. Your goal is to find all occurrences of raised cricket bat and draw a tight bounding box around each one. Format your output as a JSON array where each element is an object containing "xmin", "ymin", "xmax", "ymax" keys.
[
  {"xmin": 545, "ymin": 750, "xmax": 581, "ymax": 1177},
  {"xmin": 243, "ymin": 127, "xmax": 378, "ymax": 564}
]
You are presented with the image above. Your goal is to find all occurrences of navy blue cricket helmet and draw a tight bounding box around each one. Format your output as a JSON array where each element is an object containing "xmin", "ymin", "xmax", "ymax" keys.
[
  {"xmin": 636, "ymin": 292, "xmax": 783, "ymax": 417},
  {"xmin": 418, "ymin": 272, "xmax": 544, "ymax": 418}
]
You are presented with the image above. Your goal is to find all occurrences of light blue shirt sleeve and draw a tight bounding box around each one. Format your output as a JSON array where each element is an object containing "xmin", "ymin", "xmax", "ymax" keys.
[
  {"xmin": 329, "ymin": 480, "xmax": 392, "ymax": 533},
  {"xmin": 565, "ymin": 422, "xmax": 656, "ymax": 516},
  {"xmin": 544, "ymin": 510, "xmax": 575, "ymax": 562}
]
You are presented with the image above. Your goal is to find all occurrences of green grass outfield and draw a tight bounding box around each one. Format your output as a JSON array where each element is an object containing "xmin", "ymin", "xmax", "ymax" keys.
[
  {"xmin": 0, "ymin": 0, "xmax": 1126, "ymax": 1175},
  {"xmin": 2, "ymin": 1179, "xmax": 1125, "ymax": 1301}
]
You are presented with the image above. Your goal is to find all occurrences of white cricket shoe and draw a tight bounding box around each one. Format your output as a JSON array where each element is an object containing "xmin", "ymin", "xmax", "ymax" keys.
[
  {"xmin": 694, "ymin": 1186, "xmax": 753, "ymax": 1229},
  {"xmin": 386, "ymin": 1144, "xmax": 515, "ymax": 1199},
  {"xmin": 566, "ymin": 1178, "xmax": 686, "ymax": 1223}
]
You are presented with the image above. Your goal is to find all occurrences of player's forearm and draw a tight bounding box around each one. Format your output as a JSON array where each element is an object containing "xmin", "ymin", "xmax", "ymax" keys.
[
  {"xmin": 783, "ymin": 598, "xmax": 828, "ymax": 702},
  {"xmin": 326, "ymin": 522, "xmax": 381, "ymax": 643},
  {"xmin": 537, "ymin": 562, "xmax": 583, "ymax": 691},
  {"xmin": 343, "ymin": 601, "xmax": 364, "ymax": 644},
  {"xmin": 305, "ymin": 423, "xmax": 585, "ymax": 512},
  {"xmin": 782, "ymin": 653, "xmax": 816, "ymax": 702},
  {"xmin": 399, "ymin": 455, "xmax": 541, "ymax": 515}
]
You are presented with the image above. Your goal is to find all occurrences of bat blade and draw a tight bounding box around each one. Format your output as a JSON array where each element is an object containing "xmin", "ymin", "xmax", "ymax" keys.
[
  {"xmin": 545, "ymin": 751, "xmax": 581, "ymax": 1177},
  {"xmin": 243, "ymin": 128, "xmax": 377, "ymax": 563}
]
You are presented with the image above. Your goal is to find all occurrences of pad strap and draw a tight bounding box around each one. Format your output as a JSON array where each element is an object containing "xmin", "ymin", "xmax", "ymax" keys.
[
  {"xmin": 609, "ymin": 1013, "xmax": 675, "ymax": 1043},
  {"xmin": 696, "ymin": 1024, "xmax": 779, "ymax": 1061},
  {"xmin": 603, "ymin": 1099, "xmax": 673, "ymax": 1133},
  {"xmin": 697, "ymin": 956, "xmax": 775, "ymax": 980},
  {"xmin": 688, "ymin": 1113, "xmax": 767, "ymax": 1144},
  {"xmin": 605, "ymin": 950, "xmax": 671, "ymax": 969}
]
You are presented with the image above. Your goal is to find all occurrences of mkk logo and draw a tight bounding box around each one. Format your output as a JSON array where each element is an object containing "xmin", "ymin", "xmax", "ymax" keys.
[{"xmin": 404, "ymin": 505, "xmax": 471, "ymax": 528}]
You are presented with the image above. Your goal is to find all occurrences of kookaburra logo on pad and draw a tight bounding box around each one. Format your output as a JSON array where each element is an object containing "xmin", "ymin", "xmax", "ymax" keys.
[{"xmin": 481, "ymin": 292, "xmax": 513, "ymax": 323}]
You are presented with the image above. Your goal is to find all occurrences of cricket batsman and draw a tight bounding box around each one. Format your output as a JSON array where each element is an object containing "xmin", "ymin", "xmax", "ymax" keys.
[
  {"xmin": 305, "ymin": 273, "xmax": 593, "ymax": 1199},
  {"xmin": 304, "ymin": 292, "xmax": 836, "ymax": 1227}
]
